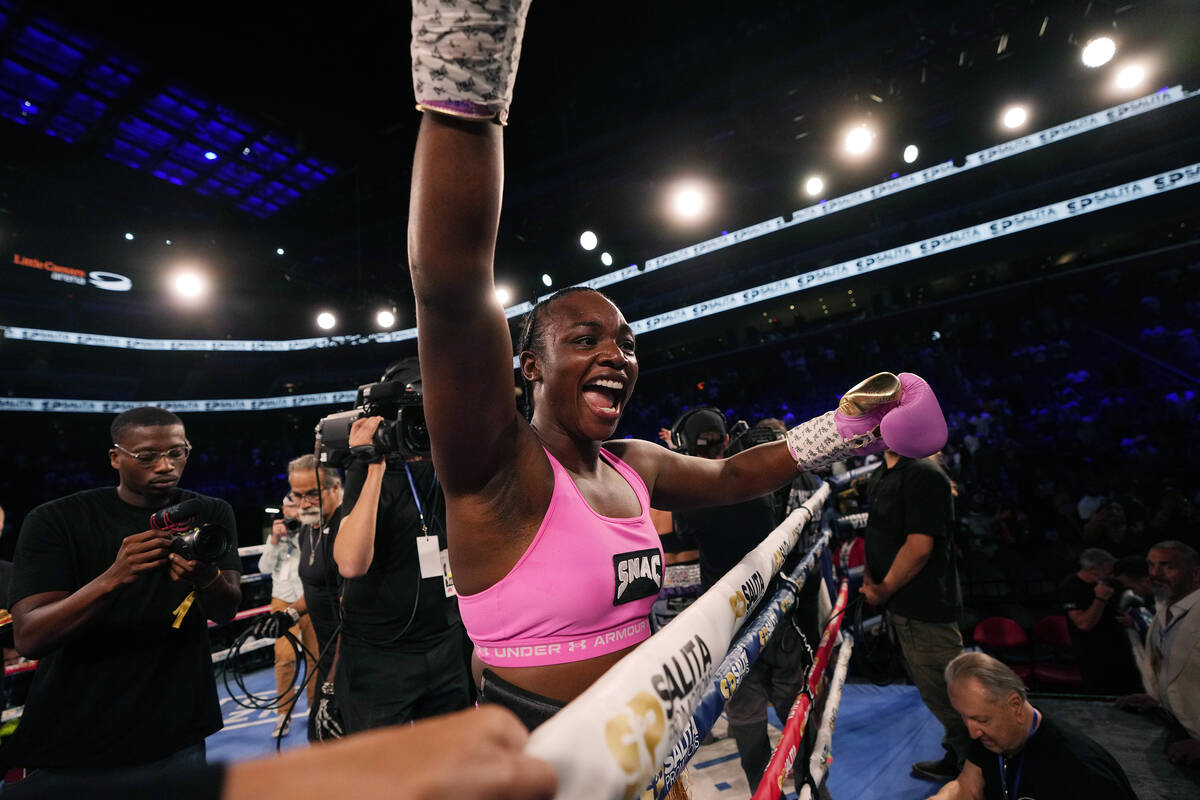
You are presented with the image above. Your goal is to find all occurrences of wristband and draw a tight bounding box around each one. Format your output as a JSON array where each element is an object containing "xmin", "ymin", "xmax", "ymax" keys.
[{"xmin": 197, "ymin": 569, "xmax": 223, "ymax": 591}]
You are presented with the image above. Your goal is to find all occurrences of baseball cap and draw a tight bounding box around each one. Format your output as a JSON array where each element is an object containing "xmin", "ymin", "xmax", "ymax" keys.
[{"xmin": 683, "ymin": 409, "xmax": 727, "ymax": 448}]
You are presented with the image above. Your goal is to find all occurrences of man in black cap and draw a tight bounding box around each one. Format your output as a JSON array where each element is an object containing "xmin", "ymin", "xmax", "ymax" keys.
[{"xmin": 672, "ymin": 408, "xmax": 812, "ymax": 796}]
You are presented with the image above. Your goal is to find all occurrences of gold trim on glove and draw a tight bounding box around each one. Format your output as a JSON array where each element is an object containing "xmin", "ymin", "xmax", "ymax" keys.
[{"xmin": 837, "ymin": 372, "xmax": 902, "ymax": 417}]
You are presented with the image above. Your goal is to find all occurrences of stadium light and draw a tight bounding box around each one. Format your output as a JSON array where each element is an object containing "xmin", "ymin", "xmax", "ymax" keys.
[
  {"xmin": 579, "ymin": 231, "xmax": 598, "ymax": 251},
  {"xmin": 600, "ymin": 252, "xmax": 613, "ymax": 267},
  {"xmin": 1001, "ymin": 105, "xmax": 1028, "ymax": 129},
  {"xmin": 1114, "ymin": 64, "xmax": 1146, "ymax": 91},
  {"xmin": 668, "ymin": 182, "xmax": 709, "ymax": 221},
  {"xmin": 843, "ymin": 125, "xmax": 874, "ymax": 156},
  {"xmin": 376, "ymin": 309, "xmax": 396, "ymax": 328},
  {"xmin": 170, "ymin": 271, "xmax": 208, "ymax": 301},
  {"xmin": 541, "ymin": 273, "xmax": 553, "ymax": 287},
  {"xmin": 276, "ymin": 247, "xmax": 286, "ymax": 256},
  {"xmin": 903, "ymin": 144, "xmax": 919, "ymax": 164},
  {"xmin": 804, "ymin": 176, "xmax": 825, "ymax": 196},
  {"xmin": 124, "ymin": 232, "xmax": 134, "ymax": 240},
  {"xmin": 316, "ymin": 311, "xmax": 336, "ymax": 330},
  {"xmin": 495, "ymin": 286, "xmax": 512, "ymax": 306},
  {"xmin": 1082, "ymin": 36, "xmax": 1116, "ymax": 68}
]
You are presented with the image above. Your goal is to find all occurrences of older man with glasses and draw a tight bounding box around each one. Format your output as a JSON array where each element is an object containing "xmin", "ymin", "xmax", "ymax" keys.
[
  {"xmin": 2, "ymin": 406, "xmax": 242, "ymax": 785},
  {"xmin": 286, "ymin": 453, "xmax": 344, "ymax": 741}
]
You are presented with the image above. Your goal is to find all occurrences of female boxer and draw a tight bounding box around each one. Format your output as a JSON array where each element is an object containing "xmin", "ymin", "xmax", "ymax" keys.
[{"xmin": 406, "ymin": 0, "xmax": 946, "ymax": 729}]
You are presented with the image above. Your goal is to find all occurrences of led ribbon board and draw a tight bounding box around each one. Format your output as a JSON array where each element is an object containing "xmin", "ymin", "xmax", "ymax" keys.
[
  {"xmin": 1, "ymin": 88, "xmax": 1193, "ymax": 354},
  {"xmin": 5, "ymin": 161, "xmax": 1198, "ymax": 412}
]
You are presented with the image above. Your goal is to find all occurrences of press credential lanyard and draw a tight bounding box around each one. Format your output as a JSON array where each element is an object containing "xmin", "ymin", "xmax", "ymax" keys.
[{"xmin": 998, "ymin": 708, "xmax": 1039, "ymax": 800}]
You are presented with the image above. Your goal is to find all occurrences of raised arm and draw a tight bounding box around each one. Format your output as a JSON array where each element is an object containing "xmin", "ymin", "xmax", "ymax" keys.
[{"xmin": 408, "ymin": 113, "xmax": 521, "ymax": 496}]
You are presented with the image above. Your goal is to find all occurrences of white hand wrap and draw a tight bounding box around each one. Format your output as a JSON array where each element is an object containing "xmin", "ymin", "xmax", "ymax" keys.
[
  {"xmin": 411, "ymin": 0, "xmax": 533, "ymax": 125},
  {"xmin": 785, "ymin": 411, "xmax": 882, "ymax": 472}
]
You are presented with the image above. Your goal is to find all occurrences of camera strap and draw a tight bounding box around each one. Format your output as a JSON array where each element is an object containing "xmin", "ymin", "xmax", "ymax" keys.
[{"xmin": 171, "ymin": 591, "xmax": 197, "ymax": 629}]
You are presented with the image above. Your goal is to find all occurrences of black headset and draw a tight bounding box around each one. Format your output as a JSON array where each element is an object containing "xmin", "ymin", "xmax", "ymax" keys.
[{"xmin": 667, "ymin": 406, "xmax": 726, "ymax": 454}]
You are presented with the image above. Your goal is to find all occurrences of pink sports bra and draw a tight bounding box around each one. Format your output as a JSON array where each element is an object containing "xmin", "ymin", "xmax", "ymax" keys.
[{"xmin": 458, "ymin": 447, "xmax": 664, "ymax": 668}]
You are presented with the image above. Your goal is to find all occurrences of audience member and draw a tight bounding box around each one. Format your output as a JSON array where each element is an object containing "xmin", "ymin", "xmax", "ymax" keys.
[
  {"xmin": 256, "ymin": 493, "xmax": 318, "ymax": 737},
  {"xmin": 1058, "ymin": 548, "xmax": 1143, "ymax": 694},
  {"xmin": 928, "ymin": 652, "xmax": 1138, "ymax": 799},
  {"xmin": 1117, "ymin": 540, "xmax": 1200, "ymax": 766},
  {"xmin": 861, "ymin": 450, "xmax": 967, "ymax": 782}
]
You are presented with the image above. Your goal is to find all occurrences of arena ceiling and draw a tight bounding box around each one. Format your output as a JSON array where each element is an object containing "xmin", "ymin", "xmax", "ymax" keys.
[{"xmin": 1, "ymin": 0, "xmax": 1198, "ymax": 360}]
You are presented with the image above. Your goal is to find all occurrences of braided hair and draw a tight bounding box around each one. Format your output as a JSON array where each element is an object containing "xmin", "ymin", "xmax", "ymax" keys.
[{"xmin": 515, "ymin": 286, "xmax": 613, "ymax": 419}]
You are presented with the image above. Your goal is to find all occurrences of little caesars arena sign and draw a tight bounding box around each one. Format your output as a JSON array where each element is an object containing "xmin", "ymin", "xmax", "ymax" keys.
[{"xmin": 12, "ymin": 253, "xmax": 132, "ymax": 292}]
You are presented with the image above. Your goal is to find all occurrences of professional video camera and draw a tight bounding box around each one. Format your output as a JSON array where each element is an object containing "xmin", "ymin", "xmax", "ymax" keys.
[
  {"xmin": 722, "ymin": 421, "xmax": 783, "ymax": 457},
  {"xmin": 315, "ymin": 359, "xmax": 430, "ymax": 465}
]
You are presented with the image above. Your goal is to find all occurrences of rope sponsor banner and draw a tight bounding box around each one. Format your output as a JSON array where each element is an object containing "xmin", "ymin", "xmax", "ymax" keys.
[
  {"xmin": 648, "ymin": 529, "xmax": 832, "ymax": 799},
  {"xmin": 751, "ymin": 580, "xmax": 850, "ymax": 800},
  {"xmin": 525, "ymin": 484, "xmax": 831, "ymax": 800},
  {"xmin": 3, "ymin": 89, "xmax": 1194, "ymax": 357},
  {"xmin": 797, "ymin": 633, "xmax": 853, "ymax": 800}
]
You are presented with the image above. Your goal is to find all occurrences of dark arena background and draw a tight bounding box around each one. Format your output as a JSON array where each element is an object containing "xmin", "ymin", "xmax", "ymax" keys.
[{"xmin": 0, "ymin": 1, "xmax": 1198, "ymax": 798}]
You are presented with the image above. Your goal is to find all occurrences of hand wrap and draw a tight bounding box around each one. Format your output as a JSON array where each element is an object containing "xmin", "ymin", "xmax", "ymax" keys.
[{"xmin": 411, "ymin": 0, "xmax": 533, "ymax": 124}]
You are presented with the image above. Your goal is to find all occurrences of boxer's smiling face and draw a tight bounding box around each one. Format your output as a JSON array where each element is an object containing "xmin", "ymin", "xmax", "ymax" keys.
[{"xmin": 523, "ymin": 291, "xmax": 638, "ymax": 442}]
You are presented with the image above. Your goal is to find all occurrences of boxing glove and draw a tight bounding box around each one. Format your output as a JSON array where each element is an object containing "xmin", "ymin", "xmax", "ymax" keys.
[
  {"xmin": 411, "ymin": 0, "xmax": 533, "ymax": 125},
  {"xmin": 150, "ymin": 497, "xmax": 208, "ymax": 533},
  {"xmin": 785, "ymin": 372, "xmax": 947, "ymax": 471}
]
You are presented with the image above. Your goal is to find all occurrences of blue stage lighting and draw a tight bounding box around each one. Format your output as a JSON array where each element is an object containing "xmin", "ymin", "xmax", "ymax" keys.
[{"xmin": 204, "ymin": 151, "xmax": 217, "ymax": 160}]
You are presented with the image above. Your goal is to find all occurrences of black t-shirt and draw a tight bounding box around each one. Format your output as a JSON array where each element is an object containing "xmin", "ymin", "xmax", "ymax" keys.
[
  {"xmin": 675, "ymin": 495, "xmax": 777, "ymax": 590},
  {"xmin": 863, "ymin": 457, "xmax": 959, "ymax": 622},
  {"xmin": 1058, "ymin": 573, "xmax": 1141, "ymax": 692},
  {"xmin": 339, "ymin": 459, "xmax": 460, "ymax": 650},
  {"xmin": 967, "ymin": 715, "xmax": 1139, "ymax": 800},
  {"xmin": 3, "ymin": 487, "xmax": 242, "ymax": 769},
  {"xmin": 298, "ymin": 506, "xmax": 342, "ymax": 648}
]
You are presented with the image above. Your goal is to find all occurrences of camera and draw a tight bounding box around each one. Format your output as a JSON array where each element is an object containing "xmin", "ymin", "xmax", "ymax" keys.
[
  {"xmin": 170, "ymin": 523, "xmax": 233, "ymax": 563},
  {"xmin": 723, "ymin": 422, "xmax": 783, "ymax": 458},
  {"xmin": 278, "ymin": 516, "xmax": 302, "ymax": 534},
  {"xmin": 316, "ymin": 360, "xmax": 430, "ymax": 465}
]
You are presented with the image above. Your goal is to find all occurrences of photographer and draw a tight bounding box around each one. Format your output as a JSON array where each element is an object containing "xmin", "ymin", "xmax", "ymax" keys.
[
  {"xmin": 257, "ymin": 494, "xmax": 318, "ymax": 737},
  {"xmin": 670, "ymin": 409, "xmax": 815, "ymax": 797},
  {"xmin": 1, "ymin": 407, "xmax": 241, "ymax": 782},
  {"xmin": 1059, "ymin": 548, "xmax": 1143, "ymax": 694},
  {"xmin": 331, "ymin": 413, "xmax": 472, "ymax": 733}
]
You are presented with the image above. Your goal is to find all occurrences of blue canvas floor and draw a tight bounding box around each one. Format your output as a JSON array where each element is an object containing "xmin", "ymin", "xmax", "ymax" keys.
[
  {"xmin": 208, "ymin": 670, "xmax": 946, "ymax": 798},
  {"xmin": 208, "ymin": 671, "xmax": 1192, "ymax": 799}
]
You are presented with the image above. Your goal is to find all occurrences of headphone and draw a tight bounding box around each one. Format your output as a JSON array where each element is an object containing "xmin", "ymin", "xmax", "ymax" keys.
[{"xmin": 667, "ymin": 406, "xmax": 726, "ymax": 455}]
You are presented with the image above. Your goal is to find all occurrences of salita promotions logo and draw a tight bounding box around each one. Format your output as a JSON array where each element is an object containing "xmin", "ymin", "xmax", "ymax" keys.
[{"xmin": 604, "ymin": 691, "xmax": 666, "ymax": 800}]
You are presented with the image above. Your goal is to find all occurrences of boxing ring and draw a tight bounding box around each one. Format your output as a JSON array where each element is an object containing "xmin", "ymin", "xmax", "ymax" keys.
[{"xmin": 528, "ymin": 475, "xmax": 861, "ymax": 800}]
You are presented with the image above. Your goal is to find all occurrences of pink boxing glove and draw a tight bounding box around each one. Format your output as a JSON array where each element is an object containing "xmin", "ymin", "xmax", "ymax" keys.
[
  {"xmin": 835, "ymin": 372, "xmax": 947, "ymax": 459},
  {"xmin": 786, "ymin": 372, "xmax": 947, "ymax": 472}
]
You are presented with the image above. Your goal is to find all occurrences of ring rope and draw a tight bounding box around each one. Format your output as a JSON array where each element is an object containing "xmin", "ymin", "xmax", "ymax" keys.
[
  {"xmin": 797, "ymin": 631, "xmax": 854, "ymax": 800},
  {"xmin": 751, "ymin": 580, "xmax": 850, "ymax": 800},
  {"xmin": 646, "ymin": 528, "xmax": 833, "ymax": 799}
]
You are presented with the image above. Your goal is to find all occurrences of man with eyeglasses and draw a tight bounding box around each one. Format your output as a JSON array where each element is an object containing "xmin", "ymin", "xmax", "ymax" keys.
[
  {"xmin": 286, "ymin": 453, "xmax": 344, "ymax": 740},
  {"xmin": 2, "ymin": 406, "xmax": 242, "ymax": 783}
]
